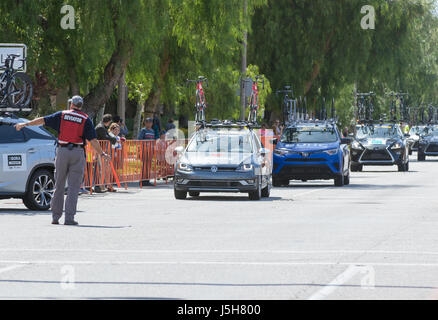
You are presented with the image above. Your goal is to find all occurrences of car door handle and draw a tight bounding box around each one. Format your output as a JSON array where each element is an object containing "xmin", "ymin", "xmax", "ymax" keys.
[{"xmin": 27, "ymin": 148, "xmax": 37, "ymax": 154}]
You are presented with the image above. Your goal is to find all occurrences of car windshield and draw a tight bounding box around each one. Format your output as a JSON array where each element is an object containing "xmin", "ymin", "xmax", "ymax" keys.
[
  {"xmin": 187, "ymin": 129, "xmax": 253, "ymax": 153},
  {"xmin": 424, "ymin": 130, "xmax": 438, "ymax": 137},
  {"xmin": 356, "ymin": 125, "xmax": 400, "ymax": 139},
  {"xmin": 280, "ymin": 127, "xmax": 338, "ymax": 143},
  {"xmin": 409, "ymin": 127, "xmax": 425, "ymax": 135}
]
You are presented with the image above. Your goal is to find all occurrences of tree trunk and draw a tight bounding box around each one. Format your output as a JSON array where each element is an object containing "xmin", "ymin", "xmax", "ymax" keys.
[
  {"xmin": 303, "ymin": 30, "xmax": 335, "ymax": 95},
  {"xmin": 83, "ymin": 39, "xmax": 133, "ymax": 116},
  {"xmin": 117, "ymin": 70, "xmax": 127, "ymax": 120},
  {"xmin": 144, "ymin": 45, "xmax": 171, "ymax": 116},
  {"xmin": 96, "ymin": 104, "xmax": 105, "ymax": 125},
  {"xmin": 133, "ymin": 101, "xmax": 144, "ymax": 139}
]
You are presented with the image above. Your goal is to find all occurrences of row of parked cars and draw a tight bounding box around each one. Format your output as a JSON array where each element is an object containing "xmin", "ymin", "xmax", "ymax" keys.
[
  {"xmin": 2, "ymin": 112, "xmax": 437, "ymax": 208},
  {"xmin": 173, "ymin": 119, "xmax": 438, "ymax": 200}
]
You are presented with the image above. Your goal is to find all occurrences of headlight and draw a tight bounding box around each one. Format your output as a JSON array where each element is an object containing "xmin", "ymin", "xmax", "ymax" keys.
[
  {"xmin": 323, "ymin": 148, "xmax": 338, "ymax": 156},
  {"xmin": 274, "ymin": 148, "xmax": 289, "ymax": 156},
  {"xmin": 237, "ymin": 163, "xmax": 254, "ymax": 172},
  {"xmin": 177, "ymin": 162, "xmax": 193, "ymax": 172},
  {"xmin": 391, "ymin": 142, "xmax": 402, "ymax": 149},
  {"xmin": 352, "ymin": 141, "xmax": 363, "ymax": 150}
]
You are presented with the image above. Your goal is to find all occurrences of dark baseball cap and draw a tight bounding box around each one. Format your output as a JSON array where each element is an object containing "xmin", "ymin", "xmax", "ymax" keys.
[
  {"xmin": 68, "ymin": 95, "xmax": 83, "ymax": 108},
  {"xmin": 145, "ymin": 117, "xmax": 153, "ymax": 122}
]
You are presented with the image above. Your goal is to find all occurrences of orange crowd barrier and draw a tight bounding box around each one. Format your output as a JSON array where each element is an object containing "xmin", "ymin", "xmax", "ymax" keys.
[
  {"xmin": 83, "ymin": 139, "xmax": 188, "ymax": 192},
  {"xmin": 82, "ymin": 131, "xmax": 274, "ymax": 193}
]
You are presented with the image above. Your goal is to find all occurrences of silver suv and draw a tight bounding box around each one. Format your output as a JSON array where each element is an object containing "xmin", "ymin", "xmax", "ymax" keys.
[
  {"xmin": 0, "ymin": 114, "xmax": 56, "ymax": 210},
  {"xmin": 174, "ymin": 122, "xmax": 272, "ymax": 200}
]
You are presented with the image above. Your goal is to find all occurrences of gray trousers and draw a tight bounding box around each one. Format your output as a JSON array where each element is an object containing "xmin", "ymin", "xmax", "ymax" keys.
[{"xmin": 51, "ymin": 147, "xmax": 85, "ymax": 222}]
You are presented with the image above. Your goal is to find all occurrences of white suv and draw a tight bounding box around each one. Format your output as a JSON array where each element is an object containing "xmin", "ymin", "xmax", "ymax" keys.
[{"xmin": 0, "ymin": 114, "xmax": 56, "ymax": 210}]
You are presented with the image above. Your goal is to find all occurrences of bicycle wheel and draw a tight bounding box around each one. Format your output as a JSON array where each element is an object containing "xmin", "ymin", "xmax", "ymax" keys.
[{"xmin": 8, "ymin": 72, "xmax": 33, "ymax": 108}]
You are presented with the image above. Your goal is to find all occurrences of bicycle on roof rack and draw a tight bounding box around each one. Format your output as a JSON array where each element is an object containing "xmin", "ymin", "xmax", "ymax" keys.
[
  {"xmin": 386, "ymin": 92, "xmax": 408, "ymax": 122},
  {"xmin": 187, "ymin": 76, "xmax": 208, "ymax": 124},
  {"xmin": 0, "ymin": 54, "xmax": 33, "ymax": 111},
  {"xmin": 276, "ymin": 86, "xmax": 296, "ymax": 125},
  {"xmin": 245, "ymin": 76, "xmax": 264, "ymax": 124},
  {"xmin": 355, "ymin": 92, "xmax": 375, "ymax": 124}
]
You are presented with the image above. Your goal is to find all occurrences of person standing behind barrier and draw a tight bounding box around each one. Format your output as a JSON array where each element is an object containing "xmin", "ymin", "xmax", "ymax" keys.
[
  {"xmin": 152, "ymin": 113, "xmax": 161, "ymax": 140},
  {"xmin": 138, "ymin": 118, "xmax": 156, "ymax": 186},
  {"xmin": 94, "ymin": 114, "xmax": 116, "ymax": 193},
  {"xmin": 272, "ymin": 119, "xmax": 283, "ymax": 138},
  {"xmin": 113, "ymin": 115, "xmax": 129, "ymax": 138},
  {"xmin": 14, "ymin": 96, "xmax": 110, "ymax": 225},
  {"xmin": 166, "ymin": 118, "xmax": 176, "ymax": 131}
]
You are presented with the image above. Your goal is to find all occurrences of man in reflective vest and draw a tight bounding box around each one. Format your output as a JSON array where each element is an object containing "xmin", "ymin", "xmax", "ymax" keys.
[{"xmin": 15, "ymin": 96, "xmax": 110, "ymax": 225}]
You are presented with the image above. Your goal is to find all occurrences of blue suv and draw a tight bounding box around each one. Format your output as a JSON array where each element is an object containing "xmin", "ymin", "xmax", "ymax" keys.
[{"xmin": 272, "ymin": 121, "xmax": 351, "ymax": 187}]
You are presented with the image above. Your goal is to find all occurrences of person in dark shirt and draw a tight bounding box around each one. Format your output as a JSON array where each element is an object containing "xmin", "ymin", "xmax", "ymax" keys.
[
  {"xmin": 113, "ymin": 115, "xmax": 129, "ymax": 137},
  {"xmin": 166, "ymin": 118, "xmax": 176, "ymax": 131},
  {"xmin": 138, "ymin": 118, "xmax": 156, "ymax": 186},
  {"xmin": 95, "ymin": 114, "xmax": 117, "ymax": 144},
  {"xmin": 94, "ymin": 114, "xmax": 117, "ymax": 193},
  {"xmin": 138, "ymin": 118, "xmax": 156, "ymax": 140}
]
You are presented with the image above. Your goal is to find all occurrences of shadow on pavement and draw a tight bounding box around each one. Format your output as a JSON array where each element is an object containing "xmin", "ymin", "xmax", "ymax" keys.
[
  {"xmin": 343, "ymin": 184, "xmax": 415, "ymax": 190},
  {"xmin": 67, "ymin": 225, "xmax": 132, "ymax": 229},
  {"xmin": 0, "ymin": 209, "xmax": 86, "ymax": 216},
  {"xmin": 0, "ymin": 279, "xmax": 436, "ymax": 291},
  {"xmin": 0, "ymin": 209, "xmax": 51, "ymax": 216},
  {"xmin": 187, "ymin": 196, "xmax": 282, "ymax": 202}
]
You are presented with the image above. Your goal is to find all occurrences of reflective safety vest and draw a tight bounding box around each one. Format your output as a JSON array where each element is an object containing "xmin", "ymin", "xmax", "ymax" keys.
[{"xmin": 58, "ymin": 109, "xmax": 88, "ymax": 145}]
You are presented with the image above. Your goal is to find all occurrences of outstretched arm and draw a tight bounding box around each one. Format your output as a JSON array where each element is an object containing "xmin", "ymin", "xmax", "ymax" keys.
[{"xmin": 14, "ymin": 118, "xmax": 45, "ymax": 131}]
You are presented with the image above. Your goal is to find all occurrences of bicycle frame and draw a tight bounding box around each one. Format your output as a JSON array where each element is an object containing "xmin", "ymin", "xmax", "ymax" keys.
[
  {"xmin": 247, "ymin": 76, "xmax": 264, "ymax": 123},
  {"xmin": 276, "ymin": 86, "xmax": 294, "ymax": 125},
  {"xmin": 187, "ymin": 76, "xmax": 208, "ymax": 124},
  {"xmin": 0, "ymin": 57, "xmax": 17, "ymax": 102}
]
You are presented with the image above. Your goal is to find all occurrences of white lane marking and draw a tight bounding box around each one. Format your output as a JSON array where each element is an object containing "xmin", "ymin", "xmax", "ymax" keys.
[
  {"xmin": 307, "ymin": 265, "xmax": 362, "ymax": 300},
  {"xmin": 0, "ymin": 265, "xmax": 24, "ymax": 275},
  {"xmin": 292, "ymin": 188, "xmax": 330, "ymax": 197},
  {"xmin": 0, "ymin": 249, "xmax": 438, "ymax": 255},
  {"xmin": 0, "ymin": 260, "xmax": 438, "ymax": 267}
]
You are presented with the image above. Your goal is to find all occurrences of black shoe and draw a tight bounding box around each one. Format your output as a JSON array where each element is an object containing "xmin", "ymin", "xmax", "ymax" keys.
[
  {"xmin": 52, "ymin": 220, "xmax": 59, "ymax": 225},
  {"xmin": 94, "ymin": 186, "xmax": 106, "ymax": 193},
  {"xmin": 64, "ymin": 220, "xmax": 79, "ymax": 226}
]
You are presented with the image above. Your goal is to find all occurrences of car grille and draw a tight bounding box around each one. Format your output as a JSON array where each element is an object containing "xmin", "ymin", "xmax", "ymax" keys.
[
  {"xmin": 426, "ymin": 144, "xmax": 438, "ymax": 153},
  {"xmin": 286, "ymin": 158, "xmax": 326, "ymax": 162},
  {"xmin": 187, "ymin": 181, "xmax": 242, "ymax": 187},
  {"xmin": 361, "ymin": 149, "xmax": 392, "ymax": 161},
  {"xmin": 279, "ymin": 165, "xmax": 331, "ymax": 175},
  {"xmin": 193, "ymin": 166, "xmax": 237, "ymax": 172}
]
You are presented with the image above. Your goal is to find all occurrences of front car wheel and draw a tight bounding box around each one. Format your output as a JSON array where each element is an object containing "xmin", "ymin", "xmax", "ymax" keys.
[{"xmin": 23, "ymin": 169, "xmax": 55, "ymax": 210}]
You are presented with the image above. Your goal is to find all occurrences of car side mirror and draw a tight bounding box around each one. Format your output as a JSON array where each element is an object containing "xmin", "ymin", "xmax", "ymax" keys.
[
  {"xmin": 174, "ymin": 146, "xmax": 184, "ymax": 154},
  {"xmin": 259, "ymin": 147, "xmax": 270, "ymax": 156},
  {"xmin": 341, "ymin": 137, "xmax": 353, "ymax": 145},
  {"xmin": 271, "ymin": 138, "xmax": 278, "ymax": 145}
]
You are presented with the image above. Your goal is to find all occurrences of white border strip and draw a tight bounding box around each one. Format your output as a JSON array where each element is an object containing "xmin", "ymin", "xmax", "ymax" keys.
[
  {"xmin": 0, "ymin": 249, "xmax": 438, "ymax": 255},
  {"xmin": 1, "ymin": 260, "xmax": 438, "ymax": 267}
]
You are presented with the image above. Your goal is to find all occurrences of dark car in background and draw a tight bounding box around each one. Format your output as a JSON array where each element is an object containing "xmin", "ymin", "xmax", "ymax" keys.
[
  {"xmin": 417, "ymin": 125, "xmax": 438, "ymax": 161},
  {"xmin": 351, "ymin": 123, "xmax": 409, "ymax": 172}
]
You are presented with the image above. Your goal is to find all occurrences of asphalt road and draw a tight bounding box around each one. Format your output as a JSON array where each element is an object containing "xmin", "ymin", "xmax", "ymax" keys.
[{"xmin": 0, "ymin": 155, "xmax": 437, "ymax": 300}]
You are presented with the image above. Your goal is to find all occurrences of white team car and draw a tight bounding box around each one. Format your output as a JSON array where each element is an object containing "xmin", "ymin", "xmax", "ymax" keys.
[{"xmin": 0, "ymin": 114, "xmax": 56, "ymax": 210}]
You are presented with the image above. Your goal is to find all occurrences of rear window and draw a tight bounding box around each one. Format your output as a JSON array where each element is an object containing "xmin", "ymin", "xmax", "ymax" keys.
[{"xmin": 0, "ymin": 124, "xmax": 25, "ymax": 143}]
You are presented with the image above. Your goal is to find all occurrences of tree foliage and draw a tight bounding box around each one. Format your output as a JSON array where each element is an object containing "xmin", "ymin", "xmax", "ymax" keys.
[{"xmin": 1, "ymin": 0, "xmax": 437, "ymax": 128}]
